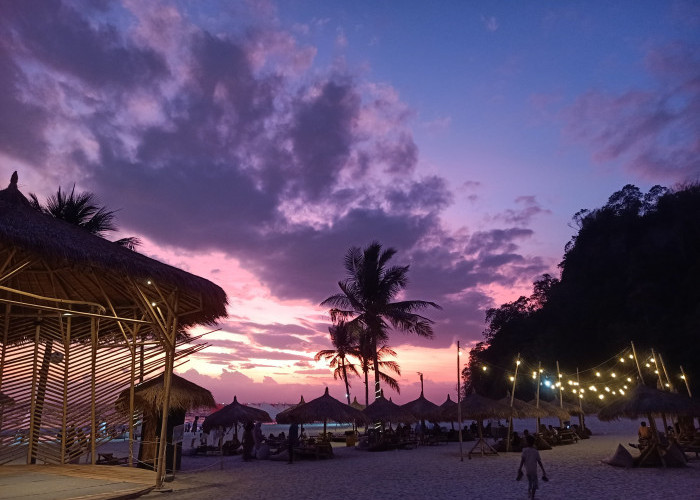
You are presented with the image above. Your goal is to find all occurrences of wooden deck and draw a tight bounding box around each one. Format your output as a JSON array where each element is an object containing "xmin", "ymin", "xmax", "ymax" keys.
[{"xmin": 0, "ymin": 464, "xmax": 156, "ymax": 500}]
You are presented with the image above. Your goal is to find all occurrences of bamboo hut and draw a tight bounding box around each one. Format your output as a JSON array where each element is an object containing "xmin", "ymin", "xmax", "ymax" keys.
[{"xmin": 0, "ymin": 173, "xmax": 227, "ymax": 488}]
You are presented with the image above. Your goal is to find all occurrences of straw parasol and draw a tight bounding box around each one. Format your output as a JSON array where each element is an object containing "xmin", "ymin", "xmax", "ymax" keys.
[
  {"xmin": 439, "ymin": 394, "xmax": 459, "ymax": 422},
  {"xmin": 363, "ymin": 395, "xmax": 416, "ymax": 424},
  {"xmin": 350, "ymin": 396, "xmax": 365, "ymax": 411},
  {"xmin": 597, "ymin": 384, "xmax": 700, "ymax": 421},
  {"xmin": 275, "ymin": 396, "xmax": 306, "ymax": 424},
  {"xmin": 275, "ymin": 387, "xmax": 367, "ymax": 434},
  {"xmin": 202, "ymin": 396, "xmax": 272, "ymax": 433},
  {"xmin": 529, "ymin": 399, "xmax": 571, "ymax": 421},
  {"xmin": 499, "ymin": 397, "xmax": 549, "ymax": 419},
  {"xmin": 402, "ymin": 391, "xmax": 440, "ymax": 421},
  {"xmin": 115, "ymin": 373, "xmax": 215, "ymax": 415},
  {"xmin": 461, "ymin": 393, "xmax": 514, "ymax": 458}
]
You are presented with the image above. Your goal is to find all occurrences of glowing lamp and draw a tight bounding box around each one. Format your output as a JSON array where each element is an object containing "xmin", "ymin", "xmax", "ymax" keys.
[
  {"xmin": 509, "ymin": 376, "xmax": 514, "ymax": 382},
  {"xmin": 619, "ymin": 357, "xmax": 625, "ymax": 362},
  {"xmin": 598, "ymin": 394, "xmax": 604, "ymax": 399},
  {"xmin": 604, "ymin": 387, "xmax": 610, "ymax": 392},
  {"xmin": 611, "ymin": 373, "xmax": 616, "ymax": 377},
  {"xmin": 482, "ymin": 366, "xmax": 487, "ymax": 371},
  {"xmin": 595, "ymin": 372, "xmax": 601, "ymax": 377},
  {"xmin": 626, "ymin": 377, "xmax": 632, "ymax": 382},
  {"xmin": 650, "ymin": 358, "xmax": 655, "ymax": 363},
  {"xmin": 516, "ymin": 360, "xmax": 521, "ymax": 365},
  {"xmin": 628, "ymin": 354, "xmax": 633, "ymax": 359}
]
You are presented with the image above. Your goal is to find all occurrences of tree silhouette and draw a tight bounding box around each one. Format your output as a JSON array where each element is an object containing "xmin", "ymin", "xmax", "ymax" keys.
[{"xmin": 321, "ymin": 242, "xmax": 440, "ymax": 401}]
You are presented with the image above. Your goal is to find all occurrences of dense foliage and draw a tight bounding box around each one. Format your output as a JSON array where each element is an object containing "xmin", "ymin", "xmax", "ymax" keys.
[{"xmin": 465, "ymin": 184, "xmax": 700, "ymax": 399}]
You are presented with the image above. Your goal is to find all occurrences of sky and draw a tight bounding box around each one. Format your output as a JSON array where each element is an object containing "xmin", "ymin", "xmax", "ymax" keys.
[{"xmin": 1, "ymin": 0, "xmax": 699, "ymax": 405}]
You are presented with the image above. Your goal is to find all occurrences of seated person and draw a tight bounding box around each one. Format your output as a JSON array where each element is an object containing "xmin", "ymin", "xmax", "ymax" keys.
[{"xmin": 637, "ymin": 421, "xmax": 652, "ymax": 449}]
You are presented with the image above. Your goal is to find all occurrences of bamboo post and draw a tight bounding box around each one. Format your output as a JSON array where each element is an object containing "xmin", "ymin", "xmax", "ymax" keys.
[
  {"xmin": 556, "ymin": 361, "xmax": 564, "ymax": 426},
  {"xmin": 576, "ymin": 367, "xmax": 584, "ymax": 430},
  {"xmin": 90, "ymin": 315, "xmax": 97, "ymax": 464},
  {"xmin": 658, "ymin": 354, "xmax": 673, "ymax": 391},
  {"xmin": 631, "ymin": 341, "xmax": 644, "ymax": 383},
  {"xmin": 27, "ymin": 315, "xmax": 41, "ymax": 464},
  {"xmin": 457, "ymin": 341, "xmax": 463, "ymax": 462},
  {"xmin": 651, "ymin": 349, "xmax": 669, "ymax": 432},
  {"xmin": 506, "ymin": 354, "xmax": 520, "ymax": 452},
  {"xmin": 61, "ymin": 314, "xmax": 71, "ymax": 464},
  {"xmin": 535, "ymin": 362, "xmax": 541, "ymax": 434},
  {"xmin": 680, "ymin": 366, "xmax": 692, "ymax": 397}
]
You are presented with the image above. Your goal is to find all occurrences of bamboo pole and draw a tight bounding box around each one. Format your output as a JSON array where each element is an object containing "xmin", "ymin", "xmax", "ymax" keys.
[
  {"xmin": 680, "ymin": 366, "xmax": 692, "ymax": 397},
  {"xmin": 651, "ymin": 349, "xmax": 669, "ymax": 432},
  {"xmin": 457, "ymin": 341, "xmax": 463, "ymax": 462},
  {"xmin": 90, "ymin": 315, "xmax": 97, "ymax": 464},
  {"xmin": 536, "ymin": 361, "xmax": 541, "ymax": 433},
  {"xmin": 27, "ymin": 316, "xmax": 41, "ymax": 464},
  {"xmin": 61, "ymin": 314, "xmax": 71, "ymax": 464},
  {"xmin": 658, "ymin": 354, "xmax": 673, "ymax": 391},
  {"xmin": 506, "ymin": 354, "xmax": 520, "ymax": 452}
]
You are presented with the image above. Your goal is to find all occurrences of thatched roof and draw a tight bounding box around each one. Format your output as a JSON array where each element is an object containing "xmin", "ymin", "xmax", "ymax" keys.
[
  {"xmin": 597, "ymin": 384, "xmax": 700, "ymax": 421},
  {"xmin": 115, "ymin": 373, "xmax": 215, "ymax": 415},
  {"xmin": 528, "ymin": 399, "xmax": 571, "ymax": 420},
  {"xmin": 499, "ymin": 397, "xmax": 549, "ymax": 419},
  {"xmin": 202, "ymin": 396, "xmax": 272, "ymax": 432},
  {"xmin": 401, "ymin": 391, "xmax": 440, "ymax": 420},
  {"xmin": 275, "ymin": 388, "xmax": 367, "ymax": 425},
  {"xmin": 350, "ymin": 396, "xmax": 365, "ymax": 410},
  {"xmin": 275, "ymin": 396, "xmax": 306, "ymax": 423},
  {"xmin": 363, "ymin": 395, "xmax": 416, "ymax": 423},
  {"xmin": 461, "ymin": 393, "xmax": 514, "ymax": 421},
  {"xmin": 0, "ymin": 173, "xmax": 227, "ymax": 337},
  {"xmin": 438, "ymin": 394, "xmax": 459, "ymax": 421}
]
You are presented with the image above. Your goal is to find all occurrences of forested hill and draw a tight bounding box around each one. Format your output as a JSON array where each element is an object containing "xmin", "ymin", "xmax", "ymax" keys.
[{"xmin": 465, "ymin": 184, "xmax": 700, "ymax": 399}]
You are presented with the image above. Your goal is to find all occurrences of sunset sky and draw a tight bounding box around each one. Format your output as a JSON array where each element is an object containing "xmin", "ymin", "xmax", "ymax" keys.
[{"xmin": 1, "ymin": 1, "xmax": 698, "ymax": 405}]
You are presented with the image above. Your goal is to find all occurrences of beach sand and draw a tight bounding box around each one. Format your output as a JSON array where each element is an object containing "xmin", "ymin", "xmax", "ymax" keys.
[{"xmin": 94, "ymin": 418, "xmax": 700, "ymax": 500}]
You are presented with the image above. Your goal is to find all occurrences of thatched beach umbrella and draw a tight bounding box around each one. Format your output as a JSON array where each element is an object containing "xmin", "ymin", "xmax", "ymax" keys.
[
  {"xmin": 276, "ymin": 387, "xmax": 367, "ymax": 435},
  {"xmin": 116, "ymin": 373, "xmax": 215, "ymax": 414},
  {"xmin": 461, "ymin": 393, "xmax": 514, "ymax": 458},
  {"xmin": 363, "ymin": 395, "xmax": 416, "ymax": 424},
  {"xmin": 350, "ymin": 396, "xmax": 365, "ymax": 411},
  {"xmin": 529, "ymin": 399, "xmax": 571, "ymax": 421},
  {"xmin": 439, "ymin": 394, "xmax": 459, "ymax": 422},
  {"xmin": 499, "ymin": 397, "xmax": 549, "ymax": 419},
  {"xmin": 402, "ymin": 391, "xmax": 440, "ymax": 421},
  {"xmin": 115, "ymin": 373, "xmax": 215, "ymax": 469},
  {"xmin": 597, "ymin": 384, "xmax": 700, "ymax": 421},
  {"xmin": 202, "ymin": 396, "xmax": 272, "ymax": 433},
  {"xmin": 275, "ymin": 396, "xmax": 306, "ymax": 424}
]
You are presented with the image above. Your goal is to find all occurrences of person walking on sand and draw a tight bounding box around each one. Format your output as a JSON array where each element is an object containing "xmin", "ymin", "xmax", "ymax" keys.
[{"xmin": 517, "ymin": 434, "xmax": 547, "ymax": 499}]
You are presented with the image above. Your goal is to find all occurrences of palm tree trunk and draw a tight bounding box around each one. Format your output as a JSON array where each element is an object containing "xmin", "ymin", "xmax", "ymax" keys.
[
  {"xmin": 372, "ymin": 336, "xmax": 380, "ymax": 402},
  {"xmin": 341, "ymin": 358, "xmax": 351, "ymax": 404},
  {"xmin": 364, "ymin": 368, "xmax": 369, "ymax": 407}
]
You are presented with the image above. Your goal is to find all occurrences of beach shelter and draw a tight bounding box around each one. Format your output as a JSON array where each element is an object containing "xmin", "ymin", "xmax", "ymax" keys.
[
  {"xmin": 402, "ymin": 391, "xmax": 440, "ymax": 421},
  {"xmin": 275, "ymin": 396, "xmax": 305, "ymax": 425},
  {"xmin": 461, "ymin": 393, "xmax": 514, "ymax": 458},
  {"xmin": 0, "ymin": 173, "xmax": 227, "ymax": 487},
  {"xmin": 202, "ymin": 396, "xmax": 272, "ymax": 433},
  {"xmin": 275, "ymin": 387, "xmax": 367, "ymax": 435},
  {"xmin": 363, "ymin": 395, "xmax": 416, "ymax": 424},
  {"xmin": 115, "ymin": 373, "xmax": 215, "ymax": 470},
  {"xmin": 350, "ymin": 396, "xmax": 365, "ymax": 411},
  {"xmin": 598, "ymin": 384, "xmax": 700, "ymax": 466},
  {"xmin": 499, "ymin": 397, "xmax": 549, "ymax": 419},
  {"xmin": 529, "ymin": 399, "xmax": 571, "ymax": 422}
]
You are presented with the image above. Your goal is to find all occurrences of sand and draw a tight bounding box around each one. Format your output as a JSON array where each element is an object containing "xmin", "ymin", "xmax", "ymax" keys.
[{"xmin": 94, "ymin": 418, "xmax": 700, "ymax": 500}]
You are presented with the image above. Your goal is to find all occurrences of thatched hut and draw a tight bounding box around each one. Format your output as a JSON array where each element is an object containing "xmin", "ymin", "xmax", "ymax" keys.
[{"xmin": 0, "ymin": 173, "xmax": 227, "ymax": 486}]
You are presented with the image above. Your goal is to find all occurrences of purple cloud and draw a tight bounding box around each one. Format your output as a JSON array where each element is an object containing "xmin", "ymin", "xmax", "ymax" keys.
[{"xmin": 564, "ymin": 41, "xmax": 700, "ymax": 182}]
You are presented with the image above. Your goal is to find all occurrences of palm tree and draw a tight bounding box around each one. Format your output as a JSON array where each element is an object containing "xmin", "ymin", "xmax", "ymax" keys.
[
  {"xmin": 29, "ymin": 185, "xmax": 140, "ymax": 248},
  {"xmin": 321, "ymin": 242, "xmax": 440, "ymax": 401},
  {"xmin": 314, "ymin": 321, "xmax": 360, "ymax": 404}
]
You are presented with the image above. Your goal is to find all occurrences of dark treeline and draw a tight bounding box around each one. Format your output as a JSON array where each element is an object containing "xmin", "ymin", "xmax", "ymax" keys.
[{"xmin": 464, "ymin": 184, "xmax": 700, "ymax": 400}]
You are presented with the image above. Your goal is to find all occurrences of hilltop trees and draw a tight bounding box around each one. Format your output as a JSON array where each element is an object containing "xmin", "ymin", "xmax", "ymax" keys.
[{"xmin": 464, "ymin": 184, "xmax": 699, "ymax": 398}]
